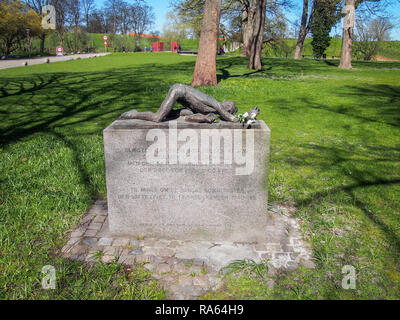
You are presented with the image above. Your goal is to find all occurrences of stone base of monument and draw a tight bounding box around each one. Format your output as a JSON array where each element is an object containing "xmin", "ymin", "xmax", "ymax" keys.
[
  {"xmin": 61, "ymin": 200, "xmax": 315, "ymax": 300},
  {"xmin": 103, "ymin": 119, "xmax": 270, "ymax": 243}
]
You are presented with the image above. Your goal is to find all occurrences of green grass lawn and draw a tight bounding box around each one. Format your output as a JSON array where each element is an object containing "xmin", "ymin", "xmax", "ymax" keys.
[{"xmin": 0, "ymin": 53, "xmax": 399, "ymax": 299}]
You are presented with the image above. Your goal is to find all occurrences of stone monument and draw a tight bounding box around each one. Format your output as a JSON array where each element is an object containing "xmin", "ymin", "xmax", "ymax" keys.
[{"xmin": 103, "ymin": 84, "xmax": 270, "ymax": 243}]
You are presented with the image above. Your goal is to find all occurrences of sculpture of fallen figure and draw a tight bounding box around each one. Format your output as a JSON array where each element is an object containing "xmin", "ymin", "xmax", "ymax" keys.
[{"xmin": 120, "ymin": 83, "xmax": 260, "ymax": 125}]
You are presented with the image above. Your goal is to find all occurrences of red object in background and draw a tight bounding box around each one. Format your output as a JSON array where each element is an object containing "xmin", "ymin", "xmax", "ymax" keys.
[
  {"xmin": 171, "ymin": 41, "xmax": 179, "ymax": 53},
  {"xmin": 104, "ymin": 41, "xmax": 108, "ymax": 46},
  {"xmin": 103, "ymin": 35, "xmax": 108, "ymax": 41},
  {"xmin": 152, "ymin": 42, "xmax": 164, "ymax": 52},
  {"xmin": 56, "ymin": 46, "xmax": 63, "ymax": 56}
]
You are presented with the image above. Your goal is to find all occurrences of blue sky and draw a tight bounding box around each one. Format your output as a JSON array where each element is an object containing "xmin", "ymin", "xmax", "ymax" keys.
[{"xmin": 95, "ymin": 0, "xmax": 400, "ymax": 40}]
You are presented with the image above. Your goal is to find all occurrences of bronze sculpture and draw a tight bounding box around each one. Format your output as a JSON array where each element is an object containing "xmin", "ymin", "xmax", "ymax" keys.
[{"xmin": 120, "ymin": 83, "xmax": 259, "ymax": 124}]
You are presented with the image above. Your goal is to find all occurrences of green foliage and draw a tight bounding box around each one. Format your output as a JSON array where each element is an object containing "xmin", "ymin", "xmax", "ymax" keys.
[
  {"xmin": 310, "ymin": 28, "xmax": 331, "ymax": 59},
  {"xmin": 173, "ymin": 0, "xmax": 205, "ymax": 38},
  {"xmin": 377, "ymin": 41, "xmax": 400, "ymax": 60},
  {"xmin": 223, "ymin": 259, "xmax": 270, "ymax": 279},
  {"xmin": 310, "ymin": 0, "xmax": 341, "ymax": 59},
  {"xmin": 0, "ymin": 0, "xmax": 42, "ymax": 56},
  {"xmin": 264, "ymin": 39, "xmax": 296, "ymax": 58},
  {"xmin": 353, "ymin": 18, "xmax": 394, "ymax": 61},
  {"xmin": 64, "ymin": 31, "xmax": 90, "ymax": 53}
]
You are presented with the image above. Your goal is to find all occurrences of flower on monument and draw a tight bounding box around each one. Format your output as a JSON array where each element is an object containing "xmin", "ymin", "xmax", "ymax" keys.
[{"xmin": 237, "ymin": 114, "xmax": 245, "ymax": 123}]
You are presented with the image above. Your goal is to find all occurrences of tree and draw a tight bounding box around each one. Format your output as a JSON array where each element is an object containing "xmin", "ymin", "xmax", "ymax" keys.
[
  {"xmin": 353, "ymin": 17, "xmax": 393, "ymax": 60},
  {"xmin": 240, "ymin": 0, "xmax": 290, "ymax": 58},
  {"xmin": 221, "ymin": 0, "xmax": 242, "ymax": 39},
  {"xmin": 338, "ymin": 0, "xmax": 390, "ymax": 68},
  {"xmin": 191, "ymin": 0, "xmax": 222, "ymax": 86},
  {"xmin": 63, "ymin": 0, "xmax": 82, "ymax": 52},
  {"xmin": 310, "ymin": 0, "xmax": 340, "ymax": 58},
  {"xmin": 26, "ymin": 0, "xmax": 50, "ymax": 54},
  {"xmin": 50, "ymin": 0, "xmax": 68, "ymax": 45},
  {"xmin": 88, "ymin": 10, "xmax": 110, "ymax": 33},
  {"xmin": 239, "ymin": 0, "xmax": 256, "ymax": 56},
  {"xmin": 247, "ymin": 0, "xmax": 265, "ymax": 69},
  {"xmin": 66, "ymin": 0, "xmax": 81, "ymax": 30},
  {"xmin": 162, "ymin": 11, "xmax": 188, "ymax": 41},
  {"xmin": 105, "ymin": 0, "xmax": 121, "ymax": 34},
  {"xmin": 294, "ymin": 0, "xmax": 315, "ymax": 59},
  {"xmin": 129, "ymin": 1, "xmax": 155, "ymax": 48},
  {"xmin": 119, "ymin": 1, "xmax": 130, "ymax": 34},
  {"xmin": 172, "ymin": 0, "xmax": 205, "ymax": 38},
  {"xmin": 338, "ymin": 0, "xmax": 355, "ymax": 69},
  {"xmin": 81, "ymin": 0, "xmax": 95, "ymax": 29},
  {"xmin": 263, "ymin": 10, "xmax": 291, "ymax": 57},
  {"xmin": 0, "ymin": 0, "xmax": 42, "ymax": 57}
]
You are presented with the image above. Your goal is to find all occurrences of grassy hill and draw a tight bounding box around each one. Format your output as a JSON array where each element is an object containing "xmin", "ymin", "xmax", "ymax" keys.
[
  {"xmin": 270, "ymin": 38, "xmax": 343, "ymax": 58},
  {"xmin": 376, "ymin": 41, "xmax": 400, "ymax": 60},
  {"xmin": 264, "ymin": 38, "xmax": 400, "ymax": 60}
]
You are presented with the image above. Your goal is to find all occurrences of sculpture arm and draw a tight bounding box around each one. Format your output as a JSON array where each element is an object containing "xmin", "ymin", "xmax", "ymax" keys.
[
  {"xmin": 184, "ymin": 85, "xmax": 237, "ymax": 121},
  {"xmin": 212, "ymin": 102, "xmax": 238, "ymax": 122}
]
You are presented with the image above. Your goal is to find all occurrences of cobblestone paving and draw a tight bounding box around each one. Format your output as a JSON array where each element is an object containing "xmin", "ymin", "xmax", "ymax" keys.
[{"xmin": 61, "ymin": 200, "xmax": 315, "ymax": 300}]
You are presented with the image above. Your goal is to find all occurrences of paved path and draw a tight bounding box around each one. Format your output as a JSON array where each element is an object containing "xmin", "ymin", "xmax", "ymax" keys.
[{"xmin": 0, "ymin": 53, "xmax": 110, "ymax": 70}]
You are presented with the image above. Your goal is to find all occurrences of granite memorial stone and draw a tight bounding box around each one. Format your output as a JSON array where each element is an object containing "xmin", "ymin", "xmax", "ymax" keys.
[{"xmin": 103, "ymin": 119, "xmax": 270, "ymax": 242}]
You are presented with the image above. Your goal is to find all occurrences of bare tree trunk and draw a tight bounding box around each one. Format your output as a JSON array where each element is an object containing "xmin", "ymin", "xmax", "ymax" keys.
[
  {"xmin": 5, "ymin": 38, "xmax": 13, "ymax": 58},
  {"xmin": 57, "ymin": 32, "xmax": 64, "ymax": 46},
  {"xmin": 191, "ymin": 0, "xmax": 222, "ymax": 86},
  {"xmin": 39, "ymin": 34, "xmax": 46, "ymax": 55},
  {"xmin": 241, "ymin": 0, "xmax": 256, "ymax": 57},
  {"xmin": 248, "ymin": 0, "xmax": 265, "ymax": 70},
  {"xmin": 339, "ymin": 0, "xmax": 355, "ymax": 69},
  {"xmin": 294, "ymin": 0, "xmax": 309, "ymax": 59},
  {"xmin": 241, "ymin": 4, "xmax": 250, "ymax": 56}
]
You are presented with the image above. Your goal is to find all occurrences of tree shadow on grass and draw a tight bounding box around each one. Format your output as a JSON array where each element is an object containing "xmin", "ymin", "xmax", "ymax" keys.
[
  {"xmin": 269, "ymin": 83, "xmax": 400, "ymax": 128},
  {"xmin": 343, "ymin": 84, "xmax": 400, "ymax": 126},
  {"xmin": 49, "ymin": 129, "xmax": 98, "ymax": 199},
  {"xmin": 216, "ymin": 57, "xmax": 400, "ymax": 80},
  {"xmin": 295, "ymin": 142, "xmax": 400, "ymax": 255},
  {"xmin": 323, "ymin": 60, "xmax": 337, "ymax": 67},
  {"xmin": 217, "ymin": 64, "xmax": 265, "ymax": 82},
  {"xmin": 0, "ymin": 60, "xmax": 200, "ymax": 147},
  {"xmin": 321, "ymin": 83, "xmax": 400, "ymax": 127},
  {"xmin": 269, "ymin": 89, "xmax": 400, "ymax": 255},
  {"xmin": 0, "ymin": 61, "xmax": 197, "ymax": 201}
]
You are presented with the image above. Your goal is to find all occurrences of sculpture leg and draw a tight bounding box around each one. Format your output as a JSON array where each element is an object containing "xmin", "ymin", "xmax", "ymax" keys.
[
  {"xmin": 120, "ymin": 110, "xmax": 157, "ymax": 121},
  {"xmin": 153, "ymin": 84, "xmax": 186, "ymax": 122},
  {"xmin": 178, "ymin": 109, "xmax": 194, "ymax": 116},
  {"xmin": 163, "ymin": 108, "xmax": 192, "ymax": 121},
  {"xmin": 119, "ymin": 84, "xmax": 185, "ymax": 122},
  {"xmin": 185, "ymin": 113, "xmax": 218, "ymax": 123}
]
